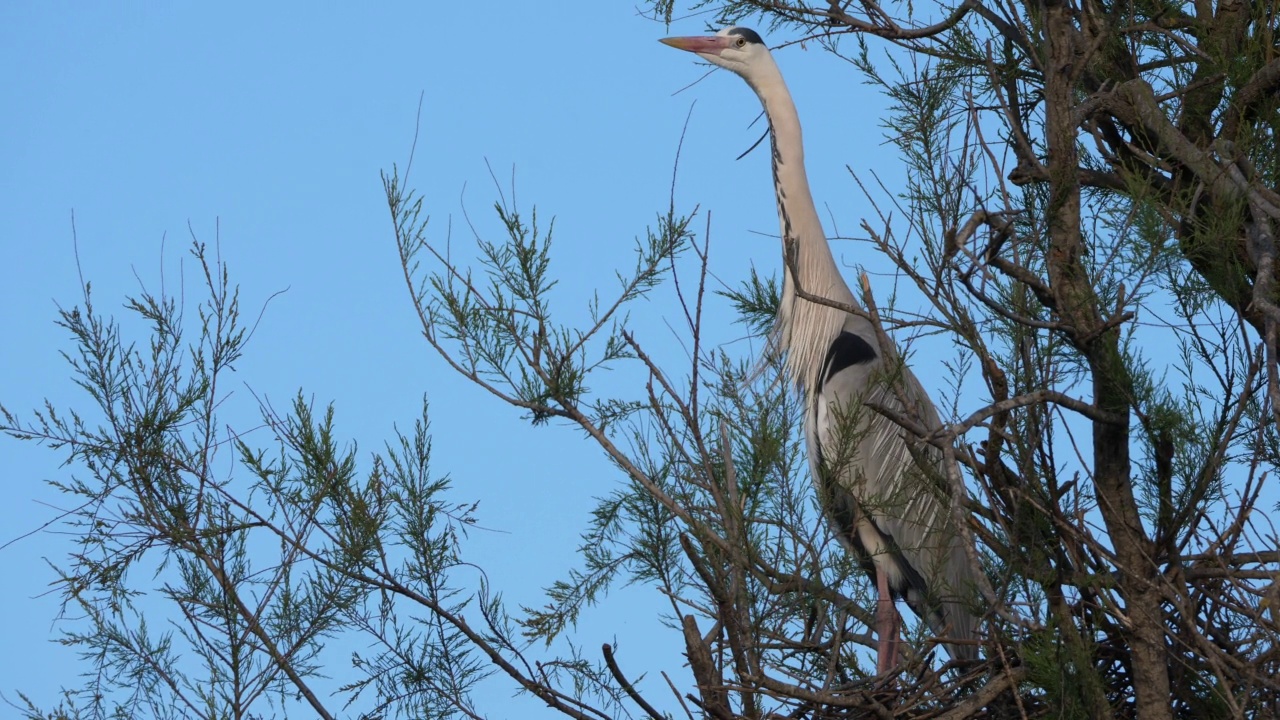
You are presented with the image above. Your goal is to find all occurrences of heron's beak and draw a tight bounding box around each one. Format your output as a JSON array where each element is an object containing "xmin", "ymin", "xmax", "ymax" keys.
[{"xmin": 659, "ymin": 36, "xmax": 728, "ymax": 55}]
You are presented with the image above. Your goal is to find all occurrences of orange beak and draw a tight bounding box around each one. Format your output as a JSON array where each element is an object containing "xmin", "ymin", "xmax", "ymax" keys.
[{"xmin": 659, "ymin": 36, "xmax": 730, "ymax": 54}]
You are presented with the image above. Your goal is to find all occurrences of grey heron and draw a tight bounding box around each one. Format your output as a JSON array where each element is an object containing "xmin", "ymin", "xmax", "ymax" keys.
[{"xmin": 661, "ymin": 27, "xmax": 978, "ymax": 672}]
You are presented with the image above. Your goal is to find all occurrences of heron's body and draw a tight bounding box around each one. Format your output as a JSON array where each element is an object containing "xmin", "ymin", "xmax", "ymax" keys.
[{"xmin": 662, "ymin": 27, "xmax": 977, "ymax": 670}]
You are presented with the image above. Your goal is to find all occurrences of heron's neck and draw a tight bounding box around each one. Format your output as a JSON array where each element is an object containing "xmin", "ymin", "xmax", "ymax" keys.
[
  {"xmin": 752, "ymin": 67, "xmax": 858, "ymax": 391},
  {"xmin": 757, "ymin": 78, "xmax": 829, "ymax": 276}
]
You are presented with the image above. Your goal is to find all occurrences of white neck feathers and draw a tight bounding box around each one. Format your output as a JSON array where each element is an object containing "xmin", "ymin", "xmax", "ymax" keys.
[{"xmin": 750, "ymin": 63, "xmax": 859, "ymax": 394}]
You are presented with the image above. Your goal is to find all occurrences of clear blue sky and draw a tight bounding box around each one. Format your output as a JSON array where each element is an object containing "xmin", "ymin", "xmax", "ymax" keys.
[{"xmin": 1, "ymin": 3, "xmax": 908, "ymax": 716}]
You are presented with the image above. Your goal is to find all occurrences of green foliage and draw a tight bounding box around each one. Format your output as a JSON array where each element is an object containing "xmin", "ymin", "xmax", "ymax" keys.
[
  {"xmin": 385, "ymin": 164, "xmax": 687, "ymax": 428},
  {"xmin": 716, "ymin": 263, "xmax": 780, "ymax": 337},
  {"xmin": 2, "ymin": 243, "xmax": 494, "ymax": 720},
  {"xmin": 1022, "ymin": 622, "xmax": 1107, "ymax": 720}
]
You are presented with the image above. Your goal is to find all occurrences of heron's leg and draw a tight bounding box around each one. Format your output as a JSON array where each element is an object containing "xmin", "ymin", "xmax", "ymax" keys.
[{"xmin": 874, "ymin": 570, "xmax": 899, "ymax": 674}]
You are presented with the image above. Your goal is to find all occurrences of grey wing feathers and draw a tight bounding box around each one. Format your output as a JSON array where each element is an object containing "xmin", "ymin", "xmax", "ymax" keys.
[{"xmin": 811, "ymin": 320, "xmax": 978, "ymax": 662}]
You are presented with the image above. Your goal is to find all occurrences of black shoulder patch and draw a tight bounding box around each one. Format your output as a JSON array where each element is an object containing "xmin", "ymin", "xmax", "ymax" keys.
[
  {"xmin": 822, "ymin": 331, "xmax": 877, "ymax": 382},
  {"xmin": 726, "ymin": 27, "xmax": 765, "ymax": 45}
]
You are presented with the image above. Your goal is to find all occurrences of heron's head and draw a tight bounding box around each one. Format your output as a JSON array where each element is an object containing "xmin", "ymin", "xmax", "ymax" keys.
[{"xmin": 659, "ymin": 27, "xmax": 771, "ymax": 80}]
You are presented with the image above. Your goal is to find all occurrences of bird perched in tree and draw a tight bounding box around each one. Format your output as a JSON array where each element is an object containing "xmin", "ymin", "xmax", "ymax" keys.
[{"xmin": 661, "ymin": 26, "xmax": 978, "ymax": 672}]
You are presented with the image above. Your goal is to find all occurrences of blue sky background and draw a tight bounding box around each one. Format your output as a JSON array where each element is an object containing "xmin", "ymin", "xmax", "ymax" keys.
[{"xmin": 0, "ymin": 3, "xmax": 909, "ymax": 716}]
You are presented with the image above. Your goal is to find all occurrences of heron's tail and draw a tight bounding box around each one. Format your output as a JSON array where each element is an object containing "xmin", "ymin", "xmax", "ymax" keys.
[
  {"xmin": 901, "ymin": 579, "xmax": 979, "ymax": 664},
  {"xmin": 931, "ymin": 600, "xmax": 978, "ymax": 663}
]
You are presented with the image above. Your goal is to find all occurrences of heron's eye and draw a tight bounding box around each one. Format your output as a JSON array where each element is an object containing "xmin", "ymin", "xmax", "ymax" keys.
[{"xmin": 735, "ymin": 37, "xmax": 746, "ymax": 48}]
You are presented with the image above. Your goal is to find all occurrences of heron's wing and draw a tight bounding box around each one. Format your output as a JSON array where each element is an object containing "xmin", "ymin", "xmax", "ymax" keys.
[{"xmin": 811, "ymin": 322, "xmax": 979, "ymax": 660}]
